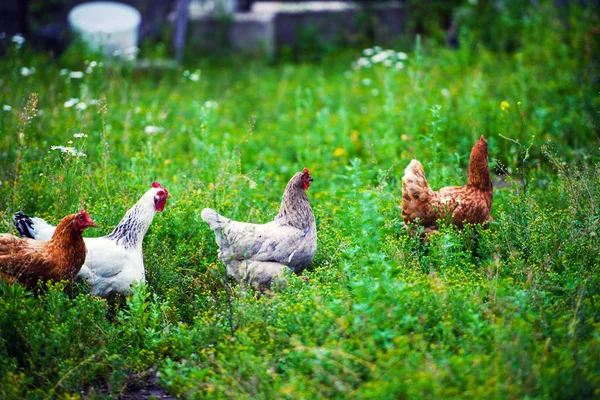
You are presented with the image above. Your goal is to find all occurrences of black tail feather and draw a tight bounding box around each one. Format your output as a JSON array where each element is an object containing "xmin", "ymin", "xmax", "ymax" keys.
[{"xmin": 13, "ymin": 212, "xmax": 35, "ymax": 239}]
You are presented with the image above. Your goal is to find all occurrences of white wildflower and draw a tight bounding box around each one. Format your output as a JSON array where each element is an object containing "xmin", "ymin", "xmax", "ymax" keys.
[
  {"xmin": 186, "ymin": 69, "xmax": 201, "ymax": 81},
  {"xmin": 395, "ymin": 62, "xmax": 405, "ymax": 70},
  {"xmin": 371, "ymin": 52, "xmax": 389, "ymax": 63},
  {"xmin": 73, "ymin": 133, "xmax": 88, "ymax": 138},
  {"xmin": 204, "ymin": 100, "xmax": 218, "ymax": 109},
  {"xmin": 89, "ymin": 61, "xmax": 98, "ymax": 68},
  {"xmin": 50, "ymin": 145, "xmax": 85, "ymax": 157},
  {"xmin": 122, "ymin": 46, "xmax": 138, "ymax": 61},
  {"xmin": 361, "ymin": 78, "xmax": 372, "ymax": 86},
  {"xmin": 76, "ymin": 102, "xmax": 87, "ymax": 111},
  {"xmin": 356, "ymin": 57, "xmax": 370, "ymax": 68},
  {"xmin": 69, "ymin": 71, "xmax": 84, "ymax": 79},
  {"xmin": 144, "ymin": 125, "xmax": 163, "ymax": 135},
  {"xmin": 64, "ymin": 98, "xmax": 79, "ymax": 108},
  {"xmin": 3, "ymin": 105, "xmax": 12, "ymax": 111},
  {"xmin": 20, "ymin": 67, "xmax": 35, "ymax": 76},
  {"xmin": 89, "ymin": 99, "xmax": 99, "ymax": 105},
  {"xmin": 397, "ymin": 52, "xmax": 408, "ymax": 60},
  {"xmin": 354, "ymin": 47, "xmax": 408, "ymax": 70},
  {"xmin": 60, "ymin": 69, "xmax": 68, "ymax": 76},
  {"xmin": 441, "ymin": 88, "xmax": 451, "ymax": 98},
  {"xmin": 12, "ymin": 34, "xmax": 25, "ymax": 48}
]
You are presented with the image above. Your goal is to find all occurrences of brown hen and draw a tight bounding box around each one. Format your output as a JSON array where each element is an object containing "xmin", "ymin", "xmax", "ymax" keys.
[
  {"xmin": 402, "ymin": 135, "xmax": 493, "ymax": 233},
  {"xmin": 0, "ymin": 209, "xmax": 96, "ymax": 288}
]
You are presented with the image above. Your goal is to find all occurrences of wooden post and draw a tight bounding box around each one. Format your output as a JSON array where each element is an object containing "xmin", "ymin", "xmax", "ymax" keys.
[{"xmin": 173, "ymin": 0, "xmax": 191, "ymax": 62}]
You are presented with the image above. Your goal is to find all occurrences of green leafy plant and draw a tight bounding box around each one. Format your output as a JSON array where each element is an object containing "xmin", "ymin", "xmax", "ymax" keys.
[{"xmin": 0, "ymin": 4, "xmax": 598, "ymax": 397}]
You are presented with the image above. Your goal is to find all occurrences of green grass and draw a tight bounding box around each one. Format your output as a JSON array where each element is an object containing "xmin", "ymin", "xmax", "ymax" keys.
[{"xmin": 0, "ymin": 4, "xmax": 599, "ymax": 398}]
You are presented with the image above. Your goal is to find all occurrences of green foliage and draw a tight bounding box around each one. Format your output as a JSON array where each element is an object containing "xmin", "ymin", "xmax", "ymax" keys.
[{"xmin": 0, "ymin": 3, "xmax": 598, "ymax": 397}]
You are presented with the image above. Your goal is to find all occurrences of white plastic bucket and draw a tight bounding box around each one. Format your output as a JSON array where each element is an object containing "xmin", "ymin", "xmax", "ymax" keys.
[{"xmin": 68, "ymin": 2, "xmax": 141, "ymax": 58}]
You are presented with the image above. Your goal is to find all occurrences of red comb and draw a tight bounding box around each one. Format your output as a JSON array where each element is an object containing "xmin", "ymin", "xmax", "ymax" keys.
[
  {"xmin": 303, "ymin": 168, "xmax": 309, "ymax": 174},
  {"xmin": 152, "ymin": 182, "xmax": 165, "ymax": 190}
]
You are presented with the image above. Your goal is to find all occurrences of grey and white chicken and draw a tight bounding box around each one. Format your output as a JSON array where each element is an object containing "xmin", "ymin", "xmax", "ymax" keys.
[{"xmin": 201, "ymin": 168, "xmax": 317, "ymax": 289}]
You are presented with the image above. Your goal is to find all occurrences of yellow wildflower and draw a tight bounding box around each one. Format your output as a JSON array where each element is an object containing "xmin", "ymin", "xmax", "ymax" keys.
[
  {"xmin": 333, "ymin": 148, "xmax": 346, "ymax": 157},
  {"xmin": 350, "ymin": 130, "xmax": 360, "ymax": 146},
  {"xmin": 164, "ymin": 159, "xmax": 172, "ymax": 165},
  {"xmin": 500, "ymin": 101, "xmax": 510, "ymax": 111}
]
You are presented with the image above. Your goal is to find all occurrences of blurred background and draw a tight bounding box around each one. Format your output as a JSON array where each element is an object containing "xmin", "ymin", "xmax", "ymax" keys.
[{"xmin": 3, "ymin": 0, "xmax": 596, "ymax": 62}]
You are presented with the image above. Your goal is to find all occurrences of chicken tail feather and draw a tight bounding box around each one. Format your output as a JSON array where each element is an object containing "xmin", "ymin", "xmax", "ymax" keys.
[
  {"xmin": 402, "ymin": 160, "xmax": 433, "ymax": 202},
  {"xmin": 401, "ymin": 159, "xmax": 437, "ymax": 225},
  {"xmin": 13, "ymin": 212, "xmax": 36, "ymax": 239},
  {"xmin": 13, "ymin": 213, "xmax": 56, "ymax": 241},
  {"xmin": 201, "ymin": 208, "xmax": 230, "ymax": 231}
]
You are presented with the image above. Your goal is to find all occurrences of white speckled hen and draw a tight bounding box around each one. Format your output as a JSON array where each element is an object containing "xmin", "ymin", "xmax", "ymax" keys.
[
  {"xmin": 201, "ymin": 168, "xmax": 317, "ymax": 289},
  {"xmin": 13, "ymin": 182, "xmax": 170, "ymax": 297}
]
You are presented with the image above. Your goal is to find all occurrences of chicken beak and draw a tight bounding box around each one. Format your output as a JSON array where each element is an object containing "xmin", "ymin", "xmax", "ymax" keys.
[
  {"xmin": 167, "ymin": 193, "xmax": 172, "ymax": 199},
  {"xmin": 90, "ymin": 221, "xmax": 98, "ymax": 228},
  {"xmin": 309, "ymin": 177, "xmax": 314, "ymax": 182}
]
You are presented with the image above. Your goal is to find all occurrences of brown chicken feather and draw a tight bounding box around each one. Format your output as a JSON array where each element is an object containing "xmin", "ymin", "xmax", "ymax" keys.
[
  {"xmin": 0, "ymin": 210, "xmax": 96, "ymax": 288},
  {"xmin": 402, "ymin": 135, "xmax": 493, "ymax": 233}
]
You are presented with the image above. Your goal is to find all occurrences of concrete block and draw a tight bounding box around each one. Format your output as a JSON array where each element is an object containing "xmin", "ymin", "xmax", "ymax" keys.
[
  {"xmin": 188, "ymin": 11, "xmax": 275, "ymax": 55},
  {"xmin": 187, "ymin": 1, "xmax": 406, "ymax": 57},
  {"xmin": 230, "ymin": 12, "xmax": 275, "ymax": 55}
]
